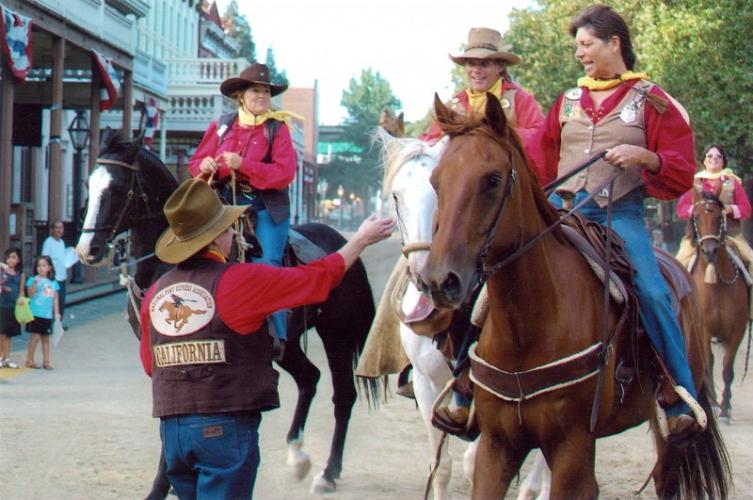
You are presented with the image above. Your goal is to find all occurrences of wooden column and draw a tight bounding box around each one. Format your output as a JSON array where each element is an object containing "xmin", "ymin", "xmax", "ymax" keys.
[
  {"xmin": 89, "ymin": 68, "xmax": 101, "ymax": 172},
  {"xmin": 48, "ymin": 36, "xmax": 65, "ymax": 224},
  {"xmin": 122, "ymin": 69, "xmax": 133, "ymax": 139},
  {"xmin": 0, "ymin": 62, "xmax": 14, "ymax": 251}
]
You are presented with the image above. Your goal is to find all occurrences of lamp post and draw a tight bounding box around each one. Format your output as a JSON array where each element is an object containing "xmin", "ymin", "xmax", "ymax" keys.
[
  {"xmin": 349, "ymin": 192, "xmax": 355, "ymax": 229},
  {"xmin": 67, "ymin": 109, "xmax": 90, "ymax": 284},
  {"xmin": 337, "ymin": 184, "xmax": 344, "ymax": 229}
]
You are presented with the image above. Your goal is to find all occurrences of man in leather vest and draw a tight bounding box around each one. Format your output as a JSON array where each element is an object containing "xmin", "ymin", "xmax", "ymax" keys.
[{"xmin": 139, "ymin": 178, "xmax": 393, "ymax": 498}]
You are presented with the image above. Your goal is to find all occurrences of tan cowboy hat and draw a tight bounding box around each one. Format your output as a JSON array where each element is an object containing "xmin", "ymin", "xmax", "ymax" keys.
[
  {"xmin": 220, "ymin": 62, "xmax": 288, "ymax": 97},
  {"xmin": 155, "ymin": 179, "xmax": 247, "ymax": 264},
  {"xmin": 449, "ymin": 27, "xmax": 521, "ymax": 66}
]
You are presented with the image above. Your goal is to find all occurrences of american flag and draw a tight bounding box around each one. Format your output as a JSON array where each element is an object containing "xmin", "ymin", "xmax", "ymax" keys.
[
  {"xmin": 0, "ymin": 6, "xmax": 32, "ymax": 81},
  {"xmin": 142, "ymin": 98, "xmax": 160, "ymax": 146},
  {"xmin": 92, "ymin": 49, "xmax": 121, "ymax": 111}
]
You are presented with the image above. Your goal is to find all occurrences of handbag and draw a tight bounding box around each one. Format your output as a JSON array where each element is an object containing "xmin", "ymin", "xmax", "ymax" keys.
[
  {"xmin": 14, "ymin": 297, "xmax": 34, "ymax": 324},
  {"xmin": 51, "ymin": 319, "xmax": 65, "ymax": 347}
]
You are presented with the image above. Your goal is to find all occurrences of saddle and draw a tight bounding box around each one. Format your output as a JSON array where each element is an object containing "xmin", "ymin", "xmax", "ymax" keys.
[{"xmin": 434, "ymin": 213, "xmax": 694, "ymax": 438}]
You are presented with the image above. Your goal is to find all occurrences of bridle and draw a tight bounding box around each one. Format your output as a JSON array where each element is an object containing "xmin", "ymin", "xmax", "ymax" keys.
[
  {"xmin": 466, "ymin": 132, "xmax": 613, "ymax": 293},
  {"xmin": 80, "ymin": 156, "xmax": 151, "ymax": 250},
  {"xmin": 692, "ymin": 195, "xmax": 739, "ymax": 284},
  {"xmin": 393, "ymin": 196, "xmax": 432, "ymax": 257}
]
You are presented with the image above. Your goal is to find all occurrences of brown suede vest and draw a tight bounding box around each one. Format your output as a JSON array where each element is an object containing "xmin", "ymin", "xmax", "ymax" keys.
[
  {"xmin": 148, "ymin": 259, "xmax": 279, "ymax": 418},
  {"xmin": 557, "ymin": 81, "xmax": 653, "ymax": 206}
]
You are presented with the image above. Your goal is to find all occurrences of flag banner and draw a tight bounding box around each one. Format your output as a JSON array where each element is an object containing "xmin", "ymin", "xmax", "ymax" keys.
[
  {"xmin": 142, "ymin": 97, "xmax": 160, "ymax": 146},
  {"xmin": 92, "ymin": 49, "xmax": 121, "ymax": 111},
  {"xmin": 0, "ymin": 5, "xmax": 32, "ymax": 81}
]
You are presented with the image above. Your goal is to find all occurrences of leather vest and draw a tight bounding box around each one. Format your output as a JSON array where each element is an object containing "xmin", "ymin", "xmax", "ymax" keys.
[
  {"xmin": 148, "ymin": 259, "xmax": 279, "ymax": 417},
  {"xmin": 450, "ymin": 88, "xmax": 519, "ymax": 127},
  {"xmin": 556, "ymin": 81, "xmax": 653, "ymax": 206}
]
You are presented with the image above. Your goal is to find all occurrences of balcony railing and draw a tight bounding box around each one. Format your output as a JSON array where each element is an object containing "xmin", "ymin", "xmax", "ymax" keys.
[{"xmin": 165, "ymin": 57, "xmax": 248, "ymax": 87}]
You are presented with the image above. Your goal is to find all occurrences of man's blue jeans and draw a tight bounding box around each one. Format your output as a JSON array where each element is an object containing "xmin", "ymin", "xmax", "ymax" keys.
[
  {"xmin": 551, "ymin": 190, "xmax": 697, "ymax": 415},
  {"xmin": 161, "ymin": 412, "xmax": 262, "ymax": 499}
]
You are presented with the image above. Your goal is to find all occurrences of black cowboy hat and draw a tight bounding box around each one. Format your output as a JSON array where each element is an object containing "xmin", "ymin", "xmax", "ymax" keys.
[{"xmin": 220, "ymin": 62, "xmax": 288, "ymax": 97}]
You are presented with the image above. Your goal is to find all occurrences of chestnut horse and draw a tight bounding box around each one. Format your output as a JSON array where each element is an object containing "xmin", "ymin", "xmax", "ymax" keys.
[
  {"xmin": 689, "ymin": 188, "xmax": 751, "ymax": 422},
  {"xmin": 419, "ymin": 94, "xmax": 731, "ymax": 498}
]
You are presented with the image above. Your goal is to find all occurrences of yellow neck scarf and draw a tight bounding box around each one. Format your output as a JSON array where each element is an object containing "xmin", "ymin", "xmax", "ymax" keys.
[
  {"xmin": 577, "ymin": 71, "xmax": 649, "ymax": 91},
  {"xmin": 238, "ymin": 106, "xmax": 304, "ymax": 128},
  {"xmin": 695, "ymin": 168, "xmax": 740, "ymax": 183},
  {"xmin": 205, "ymin": 248, "xmax": 228, "ymax": 263},
  {"xmin": 465, "ymin": 77, "xmax": 503, "ymax": 115}
]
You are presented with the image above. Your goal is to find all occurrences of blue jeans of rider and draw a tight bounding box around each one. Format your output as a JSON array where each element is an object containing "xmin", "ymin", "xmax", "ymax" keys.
[
  {"xmin": 223, "ymin": 186, "xmax": 290, "ymax": 341},
  {"xmin": 252, "ymin": 209, "xmax": 290, "ymax": 341},
  {"xmin": 160, "ymin": 411, "xmax": 262, "ymax": 499},
  {"xmin": 550, "ymin": 190, "xmax": 697, "ymax": 416}
]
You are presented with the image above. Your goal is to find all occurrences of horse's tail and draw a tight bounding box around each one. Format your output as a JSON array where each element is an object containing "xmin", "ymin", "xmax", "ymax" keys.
[
  {"xmin": 658, "ymin": 385, "xmax": 732, "ymax": 499},
  {"xmin": 356, "ymin": 375, "xmax": 386, "ymax": 409},
  {"xmin": 743, "ymin": 319, "xmax": 751, "ymax": 381}
]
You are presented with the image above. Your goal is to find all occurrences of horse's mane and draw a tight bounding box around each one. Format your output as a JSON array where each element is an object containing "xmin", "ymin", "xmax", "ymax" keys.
[
  {"xmin": 100, "ymin": 129, "xmax": 177, "ymax": 188},
  {"xmin": 700, "ymin": 189, "xmax": 724, "ymax": 209},
  {"xmin": 374, "ymin": 128, "xmax": 445, "ymax": 196}
]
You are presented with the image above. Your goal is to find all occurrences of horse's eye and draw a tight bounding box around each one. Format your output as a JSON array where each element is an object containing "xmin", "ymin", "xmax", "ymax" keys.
[{"xmin": 484, "ymin": 172, "xmax": 503, "ymax": 191}]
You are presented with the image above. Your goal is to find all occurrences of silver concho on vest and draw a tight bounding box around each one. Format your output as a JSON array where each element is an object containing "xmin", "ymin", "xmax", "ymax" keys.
[{"xmin": 150, "ymin": 282, "xmax": 216, "ymax": 336}]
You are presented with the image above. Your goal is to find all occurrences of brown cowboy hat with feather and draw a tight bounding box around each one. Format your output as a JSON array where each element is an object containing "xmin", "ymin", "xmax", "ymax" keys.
[
  {"xmin": 220, "ymin": 62, "xmax": 288, "ymax": 97},
  {"xmin": 156, "ymin": 179, "xmax": 246, "ymax": 264},
  {"xmin": 449, "ymin": 27, "xmax": 521, "ymax": 66}
]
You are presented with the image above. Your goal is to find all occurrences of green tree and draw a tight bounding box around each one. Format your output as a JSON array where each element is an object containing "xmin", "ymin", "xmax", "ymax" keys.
[
  {"xmin": 222, "ymin": 0, "xmax": 256, "ymax": 63},
  {"xmin": 321, "ymin": 69, "xmax": 402, "ymax": 200},
  {"xmin": 264, "ymin": 47, "xmax": 289, "ymax": 86}
]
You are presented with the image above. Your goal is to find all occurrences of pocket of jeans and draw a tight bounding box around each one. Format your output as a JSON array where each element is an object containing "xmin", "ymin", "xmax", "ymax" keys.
[{"xmin": 191, "ymin": 417, "xmax": 243, "ymax": 468}]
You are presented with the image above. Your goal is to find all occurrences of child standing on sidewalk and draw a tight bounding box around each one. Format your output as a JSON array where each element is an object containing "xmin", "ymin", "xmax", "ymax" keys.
[
  {"xmin": 25, "ymin": 256, "xmax": 60, "ymax": 370},
  {"xmin": 0, "ymin": 247, "xmax": 25, "ymax": 368}
]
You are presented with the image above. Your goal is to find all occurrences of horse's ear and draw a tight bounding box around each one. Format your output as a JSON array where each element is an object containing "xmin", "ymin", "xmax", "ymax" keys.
[
  {"xmin": 100, "ymin": 127, "xmax": 115, "ymax": 149},
  {"xmin": 133, "ymin": 127, "xmax": 146, "ymax": 148},
  {"xmin": 484, "ymin": 92, "xmax": 508, "ymax": 137},
  {"xmin": 433, "ymin": 93, "xmax": 455, "ymax": 133}
]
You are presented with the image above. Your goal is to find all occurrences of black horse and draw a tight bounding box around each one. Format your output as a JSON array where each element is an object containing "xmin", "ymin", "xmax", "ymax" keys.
[{"xmin": 75, "ymin": 130, "xmax": 376, "ymax": 496}]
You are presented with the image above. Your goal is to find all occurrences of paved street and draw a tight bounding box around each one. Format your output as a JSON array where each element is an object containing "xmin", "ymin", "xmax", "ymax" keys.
[{"xmin": 2, "ymin": 233, "xmax": 753, "ymax": 499}]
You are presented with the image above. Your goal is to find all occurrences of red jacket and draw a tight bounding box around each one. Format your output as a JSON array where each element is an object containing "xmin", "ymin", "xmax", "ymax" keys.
[
  {"xmin": 529, "ymin": 82, "xmax": 696, "ymax": 199},
  {"xmin": 188, "ymin": 119, "xmax": 297, "ymax": 190},
  {"xmin": 140, "ymin": 251, "xmax": 345, "ymax": 376},
  {"xmin": 676, "ymin": 176, "xmax": 752, "ymax": 221}
]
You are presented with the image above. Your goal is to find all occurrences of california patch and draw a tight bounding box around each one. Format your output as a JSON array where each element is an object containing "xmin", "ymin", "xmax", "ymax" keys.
[{"xmin": 150, "ymin": 282, "xmax": 215, "ymax": 336}]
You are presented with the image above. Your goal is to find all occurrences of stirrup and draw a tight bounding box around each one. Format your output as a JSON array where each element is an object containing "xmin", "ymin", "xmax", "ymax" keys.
[
  {"xmin": 655, "ymin": 385, "xmax": 707, "ymax": 442},
  {"xmin": 430, "ymin": 379, "xmax": 479, "ymax": 441}
]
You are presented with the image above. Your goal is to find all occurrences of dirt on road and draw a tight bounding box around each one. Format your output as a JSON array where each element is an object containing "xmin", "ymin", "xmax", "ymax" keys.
[{"xmin": 1, "ymin": 234, "xmax": 753, "ymax": 499}]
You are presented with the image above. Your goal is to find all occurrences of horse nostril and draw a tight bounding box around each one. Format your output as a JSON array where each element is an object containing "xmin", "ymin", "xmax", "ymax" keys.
[{"xmin": 440, "ymin": 272, "xmax": 462, "ymax": 299}]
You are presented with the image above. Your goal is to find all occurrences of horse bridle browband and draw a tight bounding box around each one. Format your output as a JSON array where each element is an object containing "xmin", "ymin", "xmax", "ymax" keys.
[{"xmin": 80, "ymin": 157, "xmax": 151, "ymax": 247}]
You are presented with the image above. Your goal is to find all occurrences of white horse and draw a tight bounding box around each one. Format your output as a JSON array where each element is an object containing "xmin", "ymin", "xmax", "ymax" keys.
[{"xmin": 378, "ymin": 130, "xmax": 551, "ymax": 499}]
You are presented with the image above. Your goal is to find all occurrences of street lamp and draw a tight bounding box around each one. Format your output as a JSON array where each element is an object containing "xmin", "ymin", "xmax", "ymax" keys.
[
  {"xmin": 67, "ymin": 109, "xmax": 90, "ymax": 284},
  {"xmin": 337, "ymin": 185, "xmax": 344, "ymax": 229},
  {"xmin": 349, "ymin": 192, "xmax": 356, "ymax": 229}
]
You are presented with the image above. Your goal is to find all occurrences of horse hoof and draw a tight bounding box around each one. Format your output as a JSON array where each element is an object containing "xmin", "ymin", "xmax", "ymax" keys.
[
  {"xmin": 286, "ymin": 442, "xmax": 312, "ymax": 481},
  {"xmin": 310, "ymin": 471, "xmax": 337, "ymax": 494}
]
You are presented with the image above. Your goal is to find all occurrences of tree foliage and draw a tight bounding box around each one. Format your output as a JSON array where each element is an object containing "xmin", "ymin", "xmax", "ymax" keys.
[
  {"xmin": 321, "ymin": 69, "xmax": 401, "ymax": 199},
  {"xmin": 264, "ymin": 47, "xmax": 289, "ymax": 86},
  {"xmin": 222, "ymin": 0, "xmax": 256, "ymax": 63},
  {"xmin": 505, "ymin": 0, "xmax": 753, "ymax": 170}
]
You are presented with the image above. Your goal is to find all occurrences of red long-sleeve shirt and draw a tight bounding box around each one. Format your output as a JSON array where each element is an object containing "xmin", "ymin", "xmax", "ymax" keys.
[
  {"xmin": 420, "ymin": 82, "xmax": 545, "ymax": 154},
  {"xmin": 529, "ymin": 82, "xmax": 696, "ymax": 199},
  {"xmin": 188, "ymin": 119, "xmax": 297, "ymax": 190},
  {"xmin": 676, "ymin": 177, "xmax": 752, "ymax": 220},
  {"xmin": 139, "ymin": 252, "xmax": 345, "ymax": 376}
]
